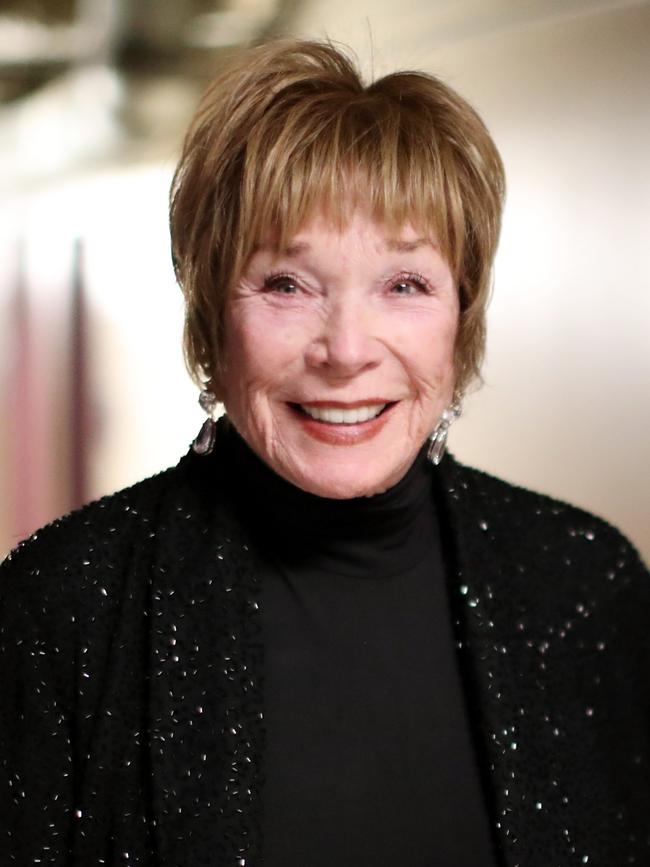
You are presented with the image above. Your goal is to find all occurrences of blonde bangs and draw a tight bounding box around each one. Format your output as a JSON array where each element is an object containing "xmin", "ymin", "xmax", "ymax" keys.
[{"xmin": 237, "ymin": 96, "xmax": 457, "ymax": 276}]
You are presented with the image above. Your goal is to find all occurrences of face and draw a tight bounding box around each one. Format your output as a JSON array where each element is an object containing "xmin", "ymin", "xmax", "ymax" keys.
[{"xmin": 219, "ymin": 210, "xmax": 459, "ymax": 498}]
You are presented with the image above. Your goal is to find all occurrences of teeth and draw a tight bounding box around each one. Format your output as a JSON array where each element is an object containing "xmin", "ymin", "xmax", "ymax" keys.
[{"xmin": 300, "ymin": 403, "xmax": 387, "ymax": 424}]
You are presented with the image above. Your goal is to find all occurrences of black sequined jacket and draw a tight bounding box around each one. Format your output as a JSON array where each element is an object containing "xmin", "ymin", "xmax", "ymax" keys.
[{"xmin": 1, "ymin": 440, "xmax": 649, "ymax": 867}]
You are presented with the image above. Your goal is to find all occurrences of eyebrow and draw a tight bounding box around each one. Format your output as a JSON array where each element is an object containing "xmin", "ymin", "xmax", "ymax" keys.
[
  {"xmin": 251, "ymin": 241, "xmax": 309, "ymax": 257},
  {"xmin": 282, "ymin": 241, "xmax": 311, "ymax": 257},
  {"xmin": 255, "ymin": 237, "xmax": 433, "ymax": 257},
  {"xmin": 385, "ymin": 237, "xmax": 432, "ymax": 252}
]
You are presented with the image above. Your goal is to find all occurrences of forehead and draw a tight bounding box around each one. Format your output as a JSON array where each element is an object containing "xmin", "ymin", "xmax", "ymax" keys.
[{"xmin": 254, "ymin": 209, "xmax": 439, "ymax": 258}]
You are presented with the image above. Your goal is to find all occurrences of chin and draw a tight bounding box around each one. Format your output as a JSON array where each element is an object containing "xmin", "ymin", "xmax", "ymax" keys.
[
  {"xmin": 289, "ymin": 460, "xmax": 405, "ymax": 500},
  {"xmin": 300, "ymin": 480, "xmax": 382, "ymax": 500}
]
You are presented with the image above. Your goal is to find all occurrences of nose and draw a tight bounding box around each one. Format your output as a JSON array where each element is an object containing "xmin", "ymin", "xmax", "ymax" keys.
[{"xmin": 305, "ymin": 298, "xmax": 382, "ymax": 377}]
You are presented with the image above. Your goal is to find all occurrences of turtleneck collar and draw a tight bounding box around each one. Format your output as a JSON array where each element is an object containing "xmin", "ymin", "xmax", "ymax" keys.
[{"xmin": 220, "ymin": 420, "xmax": 440, "ymax": 578}]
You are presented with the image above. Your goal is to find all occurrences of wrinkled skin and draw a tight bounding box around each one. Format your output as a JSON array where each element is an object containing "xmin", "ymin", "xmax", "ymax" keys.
[{"xmin": 220, "ymin": 210, "xmax": 459, "ymax": 499}]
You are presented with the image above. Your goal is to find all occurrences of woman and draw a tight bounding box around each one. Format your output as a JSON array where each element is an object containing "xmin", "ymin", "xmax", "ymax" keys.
[{"xmin": 1, "ymin": 39, "xmax": 649, "ymax": 867}]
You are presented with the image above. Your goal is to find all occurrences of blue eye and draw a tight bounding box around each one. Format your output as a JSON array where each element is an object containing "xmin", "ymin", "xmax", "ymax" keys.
[
  {"xmin": 390, "ymin": 274, "xmax": 430, "ymax": 295},
  {"xmin": 263, "ymin": 273, "xmax": 299, "ymax": 294}
]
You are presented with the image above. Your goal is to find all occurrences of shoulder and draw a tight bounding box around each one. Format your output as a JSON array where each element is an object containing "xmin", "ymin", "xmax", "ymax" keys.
[
  {"xmin": 439, "ymin": 456, "xmax": 650, "ymax": 686},
  {"xmin": 443, "ymin": 454, "xmax": 642, "ymax": 556},
  {"xmin": 0, "ymin": 442, "xmax": 241, "ymax": 620},
  {"xmin": 0, "ymin": 458, "xmax": 203, "ymax": 640},
  {"xmin": 2, "ymin": 462, "xmax": 178, "ymax": 579},
  {"xmin": 439, "ymin": 454, "xmax": 648, "ymax": 596},
  {"xmin": 0, "ymin": 463, "xmax": 189, "ymax": 719}
]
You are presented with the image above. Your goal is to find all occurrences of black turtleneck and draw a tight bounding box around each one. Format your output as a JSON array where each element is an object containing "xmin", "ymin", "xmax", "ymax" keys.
[{"xmin": 222, "ymin": 428, "xmax": 498, "ymax": 867}]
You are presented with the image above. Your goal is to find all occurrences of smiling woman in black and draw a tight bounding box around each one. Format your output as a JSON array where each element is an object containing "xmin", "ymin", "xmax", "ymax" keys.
[{"xmin": 2, "ymin": 37, "xmax": 649, "ymax": 867}]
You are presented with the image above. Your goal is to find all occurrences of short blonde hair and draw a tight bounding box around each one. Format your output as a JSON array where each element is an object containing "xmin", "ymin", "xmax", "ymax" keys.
[{"xmin": 170, "ymin": 39, "xmax": 505, "ymax": 394}]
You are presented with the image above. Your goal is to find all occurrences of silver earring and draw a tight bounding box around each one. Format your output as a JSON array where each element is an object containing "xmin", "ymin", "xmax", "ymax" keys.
[
  {"xmin": 427, "ymin": 396, "xmax": 462, "ymax": 465},
  {"xmin": 192, "ymin": 389, "xmax": 218, "ymax": 455}
]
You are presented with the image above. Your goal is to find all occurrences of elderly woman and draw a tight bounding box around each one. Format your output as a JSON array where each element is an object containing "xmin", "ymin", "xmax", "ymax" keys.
[{"xmin": 1, "ymin": 39, "xmax": 649, "ymax": 867}]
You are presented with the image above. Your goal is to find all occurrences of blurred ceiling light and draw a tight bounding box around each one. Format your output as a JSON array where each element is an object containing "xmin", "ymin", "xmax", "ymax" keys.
[
  {"xmin": 185, "ymin": 0, "xmax": 281, "ymax": 48},
  {"xmin": 0, "ymin": 13, "xmax": 119, "ymax": 67},
  {"xmin": 0, "ymin": 15, "xmax": 82, "ymax": 65},
  {"xmin": 0, "ymin": 64, "xmax": 124, "ymax": 192}
]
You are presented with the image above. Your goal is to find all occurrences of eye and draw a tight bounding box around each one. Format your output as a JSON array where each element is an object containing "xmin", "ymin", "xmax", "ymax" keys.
[
  {"xmin": 263, "ymin": 272, "xmax": 300, "ymax": 294},
  {"xmin": 389, "ymin": 272, "xmax": 431, "ymax": 295}
]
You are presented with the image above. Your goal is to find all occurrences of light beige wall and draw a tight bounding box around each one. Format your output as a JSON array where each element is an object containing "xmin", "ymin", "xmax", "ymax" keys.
[
  {"xmin": 282, "ymin": 1, "xmax": 650, "ymax": 560},
  {"xmin": 0, "ymin": 166, "xmax": 201, "ymax": 557},
  {"xmin": 2, "ymin": 4, "xmax": 647, "ymax": 562}
]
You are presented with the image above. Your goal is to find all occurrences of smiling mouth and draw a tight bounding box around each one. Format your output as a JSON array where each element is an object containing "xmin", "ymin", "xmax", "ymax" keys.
[{"xmin": 290, "ymin": 402, "xmax": 396, "ymax": 425}]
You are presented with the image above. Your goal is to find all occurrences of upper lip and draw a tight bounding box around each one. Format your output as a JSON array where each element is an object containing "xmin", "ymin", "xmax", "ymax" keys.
[{"xmin": 293, "ymin": 399, "xmax": 395, "ymax": 408}]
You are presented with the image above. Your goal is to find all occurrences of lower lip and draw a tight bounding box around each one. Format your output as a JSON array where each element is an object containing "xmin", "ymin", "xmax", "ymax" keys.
[{"xmin": 290, "ymin": 403, "xmax": 397, "ymax": 445}]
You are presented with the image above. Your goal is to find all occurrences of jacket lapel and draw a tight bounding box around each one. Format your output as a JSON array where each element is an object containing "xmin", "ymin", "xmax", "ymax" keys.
[
  {"xmin": 436, "ymin": 456, "xmax": 536, "ymax": 866},
  {"xmin": 149, "ymin": 451, "xmax": 265, "ymax": 866},
  {"xmin": 436, "ymin": 455, "xmax": 644, "ymax": 866}
]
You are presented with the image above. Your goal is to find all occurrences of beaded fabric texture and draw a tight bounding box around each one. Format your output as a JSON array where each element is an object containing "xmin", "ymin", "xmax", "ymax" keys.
[{"xmin": 1, "ymin": 422, "xmax": 649, "ymax": 866}]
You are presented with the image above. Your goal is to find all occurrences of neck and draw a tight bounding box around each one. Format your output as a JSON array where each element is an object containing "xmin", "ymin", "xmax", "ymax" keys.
[{"xmin": 221, "ymin": 423, "xmax": 440, "ymax": 578}]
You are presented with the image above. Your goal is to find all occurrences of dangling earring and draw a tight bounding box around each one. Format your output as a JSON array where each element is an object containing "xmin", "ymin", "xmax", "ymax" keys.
[
  {"xmin": 427, "ymin": 395, "xmax": 462, "ymax": 466},
  {"xmin": 192, "ymin": 389, "xmax": 218, "ymax": 455}
]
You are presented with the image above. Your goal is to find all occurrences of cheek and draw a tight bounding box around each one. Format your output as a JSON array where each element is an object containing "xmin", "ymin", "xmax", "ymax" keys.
[
  {"xmin": 228, "ymin": 299, "xmax": 320, "ymax": 362},
  {"xmin": 221, "ymin": 306, "xmax": 303, "ymax": 403},
  {"xmin": 219, "ymin": 311, "xmax": 257, "ymax": 404},
  {"xmin": 436, "ymin": 319, "xmax": 459, "ymax": 376},
  {"xmin": 223, "ymin": 307, "xmax": 275, "ymax": 373},
  {"xmin": 396, "ymin": 308, "xmax": 459, "ymax": 385}
]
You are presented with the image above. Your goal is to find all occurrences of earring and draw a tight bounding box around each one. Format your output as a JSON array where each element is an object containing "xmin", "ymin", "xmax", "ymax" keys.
[
  {"xmin": 427, "ymin": 395, "xmax": 462, "ymax": 466},
  {"xmin": 192, "ymin": 389, "xmax": 218, "ymax": 455}
]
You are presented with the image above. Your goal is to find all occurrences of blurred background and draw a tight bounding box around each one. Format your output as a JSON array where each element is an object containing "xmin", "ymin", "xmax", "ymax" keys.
[{"xmin": 0, "ymin": 0, "xmax": 648, "ymax": 561}]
